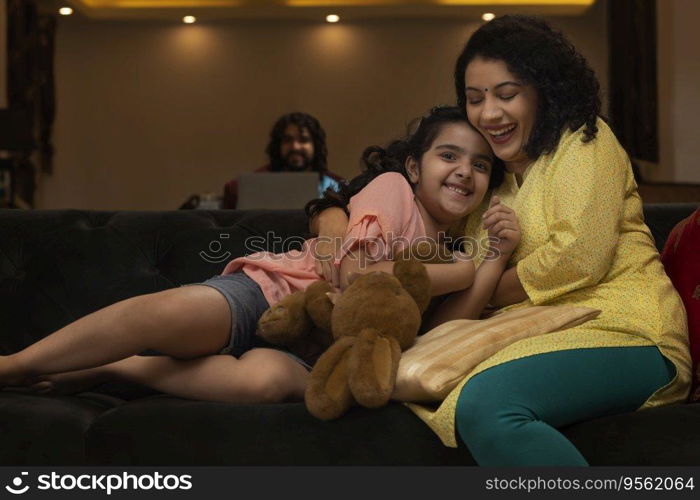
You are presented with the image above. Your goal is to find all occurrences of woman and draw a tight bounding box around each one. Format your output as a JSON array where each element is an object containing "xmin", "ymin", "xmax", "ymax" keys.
[{"xmin": 313, "ymin": 15, "xmax": 690, "ymax": 466}]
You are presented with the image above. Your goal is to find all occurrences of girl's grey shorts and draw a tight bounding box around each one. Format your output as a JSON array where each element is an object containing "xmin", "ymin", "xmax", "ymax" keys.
[{"xmin": 188, "ymin": 272, "xmax": 311, "ymax": 370}]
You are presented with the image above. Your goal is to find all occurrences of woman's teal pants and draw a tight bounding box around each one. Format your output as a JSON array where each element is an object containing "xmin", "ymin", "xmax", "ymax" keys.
[{"xmin": 456, "ymin": 346, "xmax": 676, "ymax": 465}]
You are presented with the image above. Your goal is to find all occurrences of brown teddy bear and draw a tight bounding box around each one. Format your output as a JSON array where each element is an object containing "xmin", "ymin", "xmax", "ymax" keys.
[{"xmin": 256, "ymin": 241, "xmax": 450, "ymax": 420}]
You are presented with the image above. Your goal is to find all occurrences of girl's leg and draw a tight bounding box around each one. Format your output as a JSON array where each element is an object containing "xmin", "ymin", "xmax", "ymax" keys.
[
  {"xmin": 32, "ymin": 348, "xmax": 309, "ymax": 404},
  {"xmin": 0, "ymin": 285, "xmax": 232, "ymax": 386},
  {"xmin": 455, "ymin": 346, "xmax": 676, "ymax": 466}
]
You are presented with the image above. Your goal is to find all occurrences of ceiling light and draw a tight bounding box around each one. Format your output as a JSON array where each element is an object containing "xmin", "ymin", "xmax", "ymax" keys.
[
  {"xmin": 482, "ymin": 13, "xmax": 495, "ymax": 22},
  {"xmin": 183, "ymin": 15, "xmax": 196, "ymax": 24},
  {"xmin": 326, "ymin": 14, "xmax": 340, "ymax": 23},
  {"xmin": 59, "ymin": 7, "xmax": 73, "ymax": 16}
]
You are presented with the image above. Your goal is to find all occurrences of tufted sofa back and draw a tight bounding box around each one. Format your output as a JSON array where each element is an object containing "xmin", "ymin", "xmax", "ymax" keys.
[
  {"xmin": 0, "ymin": 209, "xmax": 309, "ymax": 354},
  {"xmin": 1, "ymin": 204, "xmax": 698, "ymax": 356}
]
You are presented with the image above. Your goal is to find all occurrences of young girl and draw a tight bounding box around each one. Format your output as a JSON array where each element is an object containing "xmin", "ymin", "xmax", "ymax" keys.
[{"xmin": 0, "ymin": 106, "xmax": 518, "ymax": 404}]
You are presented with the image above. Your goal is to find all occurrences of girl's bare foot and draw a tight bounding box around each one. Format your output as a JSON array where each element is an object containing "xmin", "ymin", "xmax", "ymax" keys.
[{"xmin": 29, "ymin": 366, "xmax": 111, "ymax": 395}]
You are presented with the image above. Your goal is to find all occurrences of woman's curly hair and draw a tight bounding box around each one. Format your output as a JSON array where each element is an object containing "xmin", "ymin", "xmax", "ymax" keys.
[
  {"xmin": 306, "ymin": 106, "xmax": 504, "ymax": 220},
  {"xmin": 454, "ymin": 15, "xmax": 602, "ymax": 159}
]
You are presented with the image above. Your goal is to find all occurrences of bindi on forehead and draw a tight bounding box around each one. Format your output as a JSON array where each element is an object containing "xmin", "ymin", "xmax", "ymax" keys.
[{"xmin": 466, "ymin": 81, "xmax": 522, "ymax": 93}]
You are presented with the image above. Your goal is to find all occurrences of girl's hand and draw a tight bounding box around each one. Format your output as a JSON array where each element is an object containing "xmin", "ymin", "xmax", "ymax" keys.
[
  {"xmin": 452, "ymin": 249, "xmax": 476, "ymax": 274},
  {"xmin": 313, "ymin": 237, "xmax": 342, "ymax": 288},
  {"xmin": 342, "ymin": 255, "xmax": 474, "ymax": 294},
  {"xmin": 310, "ymin": 207, "xmax": 349, "ymax": 288},
  {"xmin": 482, "ymin": 196, "xmax": 521, "ymax": 259}
]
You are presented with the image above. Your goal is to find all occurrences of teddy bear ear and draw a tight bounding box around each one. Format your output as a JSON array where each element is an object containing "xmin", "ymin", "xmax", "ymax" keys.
[
  {"xmin": 347, "ymin": 272, "xmax": 362, "ymax": 285},
  {"xmin": 392, "ymin": 259, "xmax": 431, "ymax": 312},
  {"xmin": 326, "ymin": 292, "xmax": 342, "ymax": 305}
]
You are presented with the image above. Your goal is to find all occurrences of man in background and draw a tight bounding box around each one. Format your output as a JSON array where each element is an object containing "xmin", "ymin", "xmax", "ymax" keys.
[{"xmin": 222, "ymin": 112, "xmax": 343, "ymax": 209}]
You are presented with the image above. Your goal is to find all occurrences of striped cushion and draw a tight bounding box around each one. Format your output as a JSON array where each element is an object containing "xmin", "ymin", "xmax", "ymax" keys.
[{"xmin": 392, "ymin": 306, "xmax": 601, "ymax": 402}]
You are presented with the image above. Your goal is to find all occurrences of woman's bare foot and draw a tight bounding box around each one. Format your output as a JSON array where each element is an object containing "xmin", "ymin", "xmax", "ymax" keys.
[{"xmin": 28, "ymin": 366, "xmax": 112, "ymax": 395}]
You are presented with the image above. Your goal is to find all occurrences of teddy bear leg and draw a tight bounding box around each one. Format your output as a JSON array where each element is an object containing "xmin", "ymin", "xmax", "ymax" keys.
[
  {"xmin": 348, "ymin": 328, "xmax": 402, "ymax": 408},
  {"xmin": 305, "ymin": 336, "xmax": 356, "ymax": 421},
  {"xmin": 256, "ymin": 291, "xmax": 311, "ymax": 346}
]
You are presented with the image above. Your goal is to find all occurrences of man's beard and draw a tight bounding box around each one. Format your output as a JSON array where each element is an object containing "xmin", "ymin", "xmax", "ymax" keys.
[{"xmin": 283, "ymin": 152, "xmax": 313, "ymax": 171}]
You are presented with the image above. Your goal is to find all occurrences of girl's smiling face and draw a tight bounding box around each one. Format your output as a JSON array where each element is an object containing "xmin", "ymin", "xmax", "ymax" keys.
[
  {"xmin": 464, "ymin": 57, "xmax": 538, "ymax": 174},
  {"xmin": 406, "ymin": 121, "xmax": 493, "ymax": 232}
]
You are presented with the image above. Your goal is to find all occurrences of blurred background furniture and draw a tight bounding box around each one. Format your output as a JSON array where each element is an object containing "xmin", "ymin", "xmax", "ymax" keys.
[
  {"xmin": 0, "ymin": 108, "xmax": 35, "ymax": 208},
  {"xmin": 637, "ymin": 182, "xmax": 700, "ymax": 203}
]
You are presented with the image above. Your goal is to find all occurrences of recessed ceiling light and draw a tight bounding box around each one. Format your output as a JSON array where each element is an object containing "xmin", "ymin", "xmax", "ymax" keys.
[
  {"xmin": 183, "ymin": 16, "xmax": 196, "ymax": 24},
  {"xmin": 326, "ymin": 14, "xmax": 340, "ymax": 23},
  {"xmin": 59, "ymin": 7, "xmax": 73, "ymax": 16},
  {"xmin": 482, "ymin": 13, "xmax": 495, "ymax": 22}
]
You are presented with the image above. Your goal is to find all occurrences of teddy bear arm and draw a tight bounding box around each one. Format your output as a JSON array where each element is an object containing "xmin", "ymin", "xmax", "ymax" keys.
[
  {"xmin": 304, "ymin": 280, "xmax": 334, "ymax": 336},
  {"xmin": 256, "ymin": 291, "xmax": 311, "ymax": 346}
]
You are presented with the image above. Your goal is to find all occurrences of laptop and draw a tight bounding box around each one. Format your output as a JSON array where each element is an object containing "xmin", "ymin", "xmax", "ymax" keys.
[{"xmin": 237, "ymin": 172, "xmax": 319, "ymax": 210}]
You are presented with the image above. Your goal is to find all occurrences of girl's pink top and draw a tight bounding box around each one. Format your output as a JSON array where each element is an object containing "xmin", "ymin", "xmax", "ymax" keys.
[{"xmin": 220, "ymin": 172, "xmax": 426, "ymax": 306}]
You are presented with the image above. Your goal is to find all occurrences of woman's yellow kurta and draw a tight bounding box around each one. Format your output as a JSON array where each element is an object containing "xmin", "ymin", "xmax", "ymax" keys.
[{"xmin": 408, "ymin": 118, "xmax": 691, "ymax": 447}]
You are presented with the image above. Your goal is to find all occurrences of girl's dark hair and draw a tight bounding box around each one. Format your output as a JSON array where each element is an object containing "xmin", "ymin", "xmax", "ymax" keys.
[
  {"xmin": 266, "ymin": 112, "xmax": 328, "ymax": 175},
  {"xmin": 305, "ymin": 106, "xmax": 504, "ymax": 219},
  {"xmin": 454, "ymin": 15, "xmax": 601, "ymax": 159}
]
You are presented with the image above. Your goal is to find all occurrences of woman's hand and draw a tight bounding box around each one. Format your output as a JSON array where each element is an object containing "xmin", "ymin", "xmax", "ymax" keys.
[{"xmin": 482, "ymin": 196, "xmax": 521, "ymax": 260}]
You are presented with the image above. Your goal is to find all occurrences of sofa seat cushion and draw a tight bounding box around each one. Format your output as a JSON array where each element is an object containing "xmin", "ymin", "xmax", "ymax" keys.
[
  {"xmin": 0, "ymin": 391, "xmax": 124, "ymax": 465},
  {"xmin": 86, "ymin": 396, "xmax": 474, "ymax": 465},
  {"xmin": 86, "ymin": 396, "xmax": 700, "ymax": 466},
  {"xmin": 562, "ymin": 402, "xmax": 700, "ymax": 465}
]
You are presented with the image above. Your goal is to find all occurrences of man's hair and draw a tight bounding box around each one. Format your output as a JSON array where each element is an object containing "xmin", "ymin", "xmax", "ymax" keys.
[
  {"xmin": 265, "ymin": 112, "xmax": 328, "ymax": 173},
  {"xmin": 454, "ymin": 15, "xmax": 602, "ymax": 159}
]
